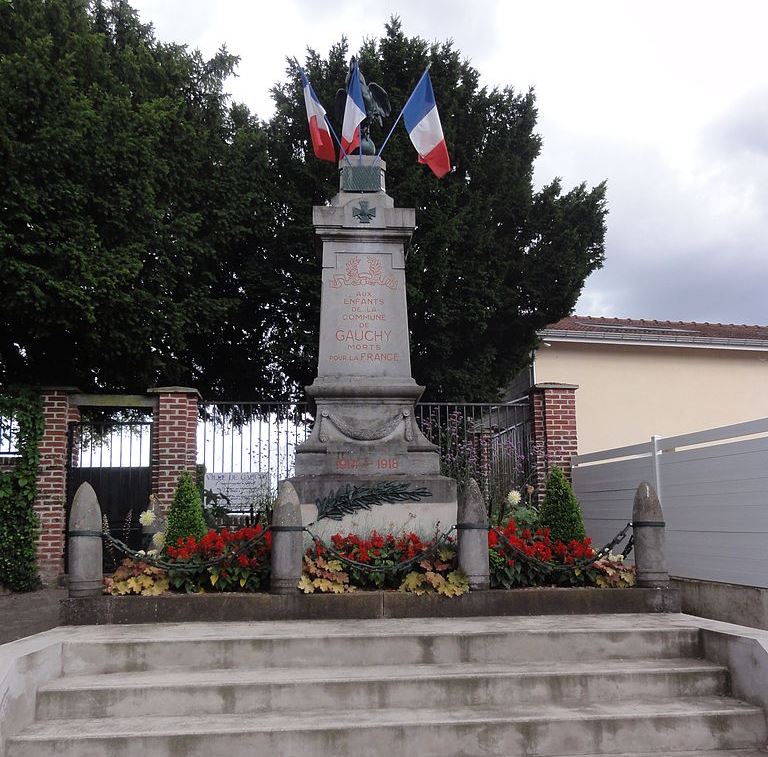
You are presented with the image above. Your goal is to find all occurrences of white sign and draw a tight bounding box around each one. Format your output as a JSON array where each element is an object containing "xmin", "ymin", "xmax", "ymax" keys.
[{"xmin": 204, "ymin": 472, "xmax": 271, "ymax": 512}]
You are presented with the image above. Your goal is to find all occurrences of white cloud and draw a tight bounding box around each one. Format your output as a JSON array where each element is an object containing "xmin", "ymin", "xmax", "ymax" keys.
[{"xmin": 130, "ymin": 0, "xmax": 768, "ymax": 325}]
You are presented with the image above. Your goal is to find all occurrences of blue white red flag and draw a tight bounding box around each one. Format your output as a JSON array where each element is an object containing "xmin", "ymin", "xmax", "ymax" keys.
[
  {"xmin": 402, "ymin": 71, "xmax": 450, "ymax": 178},
  {"xmin": 299, "ymin": 67, "xmax": 336, "ymax": 162},
  {"xmin": 341, "ymin": 59, "xmax": 366, "ymax": 155}
]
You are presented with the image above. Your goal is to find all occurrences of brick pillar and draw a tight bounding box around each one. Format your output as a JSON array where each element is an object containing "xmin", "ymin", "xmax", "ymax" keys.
[
  {"xmin": 35, "ymin": 387, "xmax": 80, "ymax": 583},
  {"xmin": 528, "ymin": 383, "xmax": 578, "ymax": 502},
  {"xmin": 148, "ymin": 387, "xmax": 200, "ymax": 515}
]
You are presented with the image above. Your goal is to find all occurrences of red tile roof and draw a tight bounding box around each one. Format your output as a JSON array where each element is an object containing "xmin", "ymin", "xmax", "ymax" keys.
[{"xmin": 542, "ymin": 316, "xmax": 768, "ymax": 343}]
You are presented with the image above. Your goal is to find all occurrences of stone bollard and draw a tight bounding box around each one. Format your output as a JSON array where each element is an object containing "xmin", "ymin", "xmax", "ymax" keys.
[
  {"xmin": 67, "ymin": 482, "xmax": 103, "ymax": 598},
  {"xmin": 633, "ymin": 481, "xmax": 670, "ymax": 588},
  {"xmin": 270, "ymin": 480, "xmax": 303, "ymax": 594},
  {"xmin": 457, "ymin": 478, "xmax": 490, "ymax": 590}
]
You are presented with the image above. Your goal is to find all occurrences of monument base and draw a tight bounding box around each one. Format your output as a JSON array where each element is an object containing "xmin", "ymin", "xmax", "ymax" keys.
[{"xmin": 289, "ymin": 474, "xmax": 457, "ymax": 542}]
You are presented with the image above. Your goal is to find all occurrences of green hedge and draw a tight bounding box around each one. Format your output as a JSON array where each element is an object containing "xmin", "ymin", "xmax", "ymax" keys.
[{"xmin": 0, "ymin": 390, "xmax": 44, "ymax": 591}]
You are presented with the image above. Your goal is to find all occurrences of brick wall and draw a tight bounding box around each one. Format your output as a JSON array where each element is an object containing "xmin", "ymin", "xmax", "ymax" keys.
[
  {"xmin": 148, "ymin": 387, "xmax": 200, "ymax": 514},
  {"xmin": 35, "ymin": 388, "xmax": 80, "ymax": 583},
  {"xmin": 528, "ymin": 383, "xmax": 578, "ymax": 501}
]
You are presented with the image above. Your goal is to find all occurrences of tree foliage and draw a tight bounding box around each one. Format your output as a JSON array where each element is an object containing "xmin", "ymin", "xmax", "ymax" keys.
[
  {"xmin": 0, "ymin": 0, "xmax": 285, "ymax": 398},
  {"xmin": 1, "ymin": 5, "xmax": 606, "ymax": 401}
]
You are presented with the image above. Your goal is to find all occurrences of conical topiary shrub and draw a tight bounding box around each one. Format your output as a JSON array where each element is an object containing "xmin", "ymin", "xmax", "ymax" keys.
[
  {"xmin": 539, "ymin": 466, "xmax": 586, "ymax": 544},
  {"xmin": 164, "ymin": 470, "xmax": 208, "ymax": 549}
]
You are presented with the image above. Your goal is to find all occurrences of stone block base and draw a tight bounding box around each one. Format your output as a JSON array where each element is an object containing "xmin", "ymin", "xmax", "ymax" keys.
[{"xmin": 288, "ymin": 474, "xmax": 458, "ymax": 541}]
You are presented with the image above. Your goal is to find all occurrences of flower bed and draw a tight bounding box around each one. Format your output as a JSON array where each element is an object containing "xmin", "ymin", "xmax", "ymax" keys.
[
  {"xmin": 489, "ymin": 519, "xmax": 635, "ymax": 589},
  {"xmin": 300, "ymin": 531, "xmax": 469, "ymax": 597},
  {"xmin": 103, "ymin": 519, "xmax": 634, "ymax": 597},
  {"xmin": 104, "ymin": 525, "xmax": 272, "ymax": 595},
  {"xmin": 165, "ymin": 525, "xmax": 272, "ymax": 592}
]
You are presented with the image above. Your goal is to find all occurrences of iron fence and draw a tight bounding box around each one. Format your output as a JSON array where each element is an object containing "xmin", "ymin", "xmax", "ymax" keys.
[
  {"xmin": 0, "ymin": 413, "xmax": 20, "ymax": 457},
  {"xmin": 415, "ymin": 401, "xmax": 533, "ymax": 519},
  {"xmin": 198, "ymin": 402, "xmax": 313, "ymax": 481},
  {"xmin": 197, "ymin": 400, "xmax": 533, "ymax": 513},
  {"xmin": 14, "ymin": 399, "xmax": 531, "ymax": 518},
  {"xmin": 69, "ymin": 421, "xmax": 152, "ymax": 468}
]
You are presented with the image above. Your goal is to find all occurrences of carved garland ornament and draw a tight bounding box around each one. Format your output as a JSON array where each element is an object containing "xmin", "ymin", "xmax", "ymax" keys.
[{"xmin": 319, "ymin": 410, "xmax": 413, "ymax": 443}]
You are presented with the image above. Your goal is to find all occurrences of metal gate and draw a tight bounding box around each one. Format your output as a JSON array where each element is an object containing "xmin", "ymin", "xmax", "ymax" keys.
[{"xmin": 66, "ymin": 420, "xmax": 153, "ymax": 571}]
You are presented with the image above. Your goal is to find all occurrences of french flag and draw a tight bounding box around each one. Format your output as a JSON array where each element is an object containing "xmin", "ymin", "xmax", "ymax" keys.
[
  {"xmin": 403, "ymin": 71, "xmax": 450, "ymax": 178},
  {"xmin": 299, "ymin": 67, "xmax": 336, "ymax": 162},
  {"xmin": 341, "ymin": 59, "xmax": 366, "ymax": 155}
]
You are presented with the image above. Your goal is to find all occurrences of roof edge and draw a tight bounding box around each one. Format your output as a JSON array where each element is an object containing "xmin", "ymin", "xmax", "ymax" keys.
[{"xmin": 539, "ymin": 328, "xmax": 768, "ymax": 350}]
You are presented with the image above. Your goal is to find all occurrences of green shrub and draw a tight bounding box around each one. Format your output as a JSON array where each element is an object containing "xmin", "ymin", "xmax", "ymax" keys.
[
  {"xmin": 539, "ymin": 467, "xmax": 585, "ymax": 544},
  {"xmin": 164, "ymin": 471, "xmax": 207, "ymax": 549}
]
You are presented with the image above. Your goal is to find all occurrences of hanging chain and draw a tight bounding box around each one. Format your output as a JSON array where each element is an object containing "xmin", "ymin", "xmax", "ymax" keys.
[
  {"xmin": 68, "ymin": 528, "xmax": 272, "ymax": 573},
  {"xmin": 303, "ymin": 525, "xmax": 458, "ymax": 575},
  {"xmin": 70, "ymin": 520, "xmax": 634, "ymax": 577},
  {"xmin": 491, "ymin": 521, "xmax": 634, "ymax": 574}
]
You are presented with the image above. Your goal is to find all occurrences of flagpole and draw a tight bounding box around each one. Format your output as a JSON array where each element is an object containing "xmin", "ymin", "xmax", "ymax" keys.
[
  {"xmin": 356, "ymin": 59, "xmax": 363, "ymax": 166},
  {"xmin": 294, "ymin": 57, "xmax": 352, "ymax": 168},
  {"xmin": 323, "ymin": 113, "xmax": 354, "ymax": 168},
  {"xmin": 374, "ymin": 65, "xmax": 430, "ymax": 164}
]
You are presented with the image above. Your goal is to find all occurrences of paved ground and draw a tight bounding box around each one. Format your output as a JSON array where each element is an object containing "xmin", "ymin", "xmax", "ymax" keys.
[{"xmin": 0, "ymin": 587, "xmax": 66, "ymax": 645}]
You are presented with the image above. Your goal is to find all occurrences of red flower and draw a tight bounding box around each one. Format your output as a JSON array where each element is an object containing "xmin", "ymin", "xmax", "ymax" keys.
[
  {"xmin": 237, "ymin": 554, "xmax": 249, "ymax": 568},
  {"xmin": 488, "ymin": 530, "xmax": 499, "ymax": 548}
]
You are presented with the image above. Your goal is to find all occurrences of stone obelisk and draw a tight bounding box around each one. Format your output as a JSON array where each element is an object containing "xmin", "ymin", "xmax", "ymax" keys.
[{"xmin": 292, "ymin": 157, "xmax": 457, "ymax": 538}]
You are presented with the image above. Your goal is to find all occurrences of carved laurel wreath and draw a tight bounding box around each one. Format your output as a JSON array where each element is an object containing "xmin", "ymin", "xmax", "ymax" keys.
[{"xmin": 315, "ymin": 482, "xmax": 433, "ymax": 522}]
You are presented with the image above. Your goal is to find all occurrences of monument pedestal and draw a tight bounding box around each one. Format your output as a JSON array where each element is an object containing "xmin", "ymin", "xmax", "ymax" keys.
[{"xmin": 293, "ymin": 157, "xmax": 457, "ymax": 538}]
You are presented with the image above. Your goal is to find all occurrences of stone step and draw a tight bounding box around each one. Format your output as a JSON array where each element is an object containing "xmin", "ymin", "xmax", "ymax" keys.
[
  {"xmin": 548, "ymin": 752, "xmax": 768, "ymax": 757},
  {"xmin": 8, "ymin": 698, "xmax": 766, "ymax": 757},
  {"xmin": 36, "ymin": 658, "xmax": 729, "ymax": 720},
  {"xmin": 60, "ymin": 616, "xmax": 702, "ymax": 675}
]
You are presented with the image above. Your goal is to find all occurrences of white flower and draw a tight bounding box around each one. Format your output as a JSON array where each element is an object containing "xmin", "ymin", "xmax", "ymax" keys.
[
  {"xmin": 139, "ymin": 510, "xmax": 157, "ymax": 527},
  {"xmin": 151, "ymin": 531, "xmax": 165, "ymax": 550},
  {"xmin": 506, "ymin": 490, "xmax": 522, "ymax": 507}
]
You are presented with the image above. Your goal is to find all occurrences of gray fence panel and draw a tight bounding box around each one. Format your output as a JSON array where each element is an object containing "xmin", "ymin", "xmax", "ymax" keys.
[
  {"xmin": 572, "ymin": 455, "xmax": 653, "ymax": 554},
  {"xmin": 572, "ymin": 419, "xmax": 768, "ymax": 588}
]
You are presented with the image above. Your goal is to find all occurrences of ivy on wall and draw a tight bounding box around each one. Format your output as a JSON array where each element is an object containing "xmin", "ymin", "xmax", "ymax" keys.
[{"xmin": 0, "ymin": 389, "xmax": 44, "ymax": 591}]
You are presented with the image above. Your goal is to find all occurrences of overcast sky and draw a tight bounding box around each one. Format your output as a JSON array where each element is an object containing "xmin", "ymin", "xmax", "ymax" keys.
[{"xmin": 131, "ymin": 0, "xmax": 768, "ymax": 326}]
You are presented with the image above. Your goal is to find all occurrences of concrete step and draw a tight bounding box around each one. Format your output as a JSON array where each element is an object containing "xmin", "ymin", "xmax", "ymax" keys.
[
  {"xmin": 550, "ymin": 752, "xmax": 768, "ymax": 757},
  {"xmin": 36, "ymin": 658, "xmax": 729, "ymax": 720},
  {"xmin": 60, "ymin": 617, "xmax": 702, "ymax": 675},
  {"xmin": 8, "ymin": 698, "xmax": 766, "ymax": 757}
]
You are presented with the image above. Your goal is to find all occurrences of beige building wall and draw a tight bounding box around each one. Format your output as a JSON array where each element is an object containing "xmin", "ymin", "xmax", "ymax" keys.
[{"xmin": 534, "ymin": 342, "xmax": 768, "ymax": 454}]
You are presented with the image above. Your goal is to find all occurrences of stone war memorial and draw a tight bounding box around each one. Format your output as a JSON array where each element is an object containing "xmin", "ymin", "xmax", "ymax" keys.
[
  {"xmin": 287, "ymin": 58, "xmax": 458, "ymax": 541},
  {"xmin": 291, "ymin": 155, "xmax": 457, "ymax": 540}
]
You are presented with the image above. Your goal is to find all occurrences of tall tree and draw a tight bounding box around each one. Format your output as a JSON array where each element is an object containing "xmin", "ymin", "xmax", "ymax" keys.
[
  {"xmin": 0, "ymin": 0, "xmax": 286, "ymax": 398},
  {"xmin": 1, "ymin": 5, "xmax": 606, "ymax": 401},
  {"xmin": 269, "ymin": 20, "xmax": 607, "ymax": 400}
]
